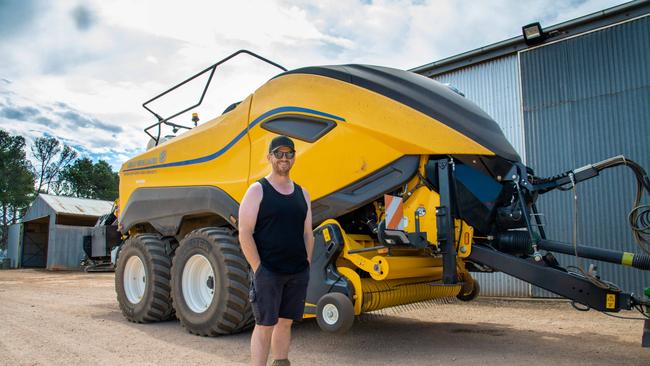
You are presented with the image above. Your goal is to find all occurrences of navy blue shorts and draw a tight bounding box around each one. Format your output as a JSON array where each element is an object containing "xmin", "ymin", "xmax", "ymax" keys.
[{"xmin": 249, "ymin": 264, "xmax": 310, "ymax": 326}]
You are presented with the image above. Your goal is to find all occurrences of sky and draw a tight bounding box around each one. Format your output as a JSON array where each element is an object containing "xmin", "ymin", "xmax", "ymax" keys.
[{"xmin": 0, "ymin": 0, "xmax": 629, "ymax": 170}]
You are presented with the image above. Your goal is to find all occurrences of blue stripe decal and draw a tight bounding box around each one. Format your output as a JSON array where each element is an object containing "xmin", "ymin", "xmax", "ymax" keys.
[{"xmin": 124, "ymin": 106, "xmax": 345, "ymax": 172}]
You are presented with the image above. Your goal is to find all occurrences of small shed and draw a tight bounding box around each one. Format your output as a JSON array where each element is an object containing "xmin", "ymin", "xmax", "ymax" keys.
[{"xmin": 7, "ymin": 194, "xmax": 113, "ymax": 270}]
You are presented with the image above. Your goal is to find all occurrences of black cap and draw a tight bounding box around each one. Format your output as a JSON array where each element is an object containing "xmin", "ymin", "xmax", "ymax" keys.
[{"xmin": 269, "ymin": 135, "xmax": 295, "ymax": 152}]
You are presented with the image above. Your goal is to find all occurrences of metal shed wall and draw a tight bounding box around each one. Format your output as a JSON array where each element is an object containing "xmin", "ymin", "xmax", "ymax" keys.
[
  {"xmin": 521, "ymin": 16, "xmax": 650, "ymax": 296},
  {"xmin": 22, "ymin": 198, "xmax": 53, "ymax": 222},
  {"xmin": 434, "ymin": 55, "xmax": 525, "ymax": 159},
  {"xmin": 7, "ymin": 223, "xmax": 21, "ymax": 268},
  {"xmin": 434, "ymin": 54, "xmax": 530, "ymax": 297},
  {"xmin": 47, "ymin": 225, "xmax": 92, "ymax": 270}
]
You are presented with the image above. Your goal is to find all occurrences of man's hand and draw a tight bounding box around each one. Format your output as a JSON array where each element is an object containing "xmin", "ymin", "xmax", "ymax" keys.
[{"xmin": 251, "ymin": 260, "xmax": 262, "ymax": 274}]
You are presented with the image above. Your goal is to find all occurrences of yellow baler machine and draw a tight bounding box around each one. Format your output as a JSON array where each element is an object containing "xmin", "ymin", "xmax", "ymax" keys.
[{"xmin": 114, "ymin": 51, "xmax": 650, "ymax": 340}]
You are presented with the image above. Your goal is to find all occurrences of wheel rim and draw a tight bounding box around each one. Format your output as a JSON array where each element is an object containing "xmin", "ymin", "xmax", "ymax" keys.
[
  {"xmin": 182, "ymin": 254, "xmax": 215, "ymax": 314},
  {"xmin": 124, "ymin": 255, "xmax": 146, "ymax": 304},
  {"xmin": 322, "ymin": 303, "xmax": 339, "ymax": 325}
]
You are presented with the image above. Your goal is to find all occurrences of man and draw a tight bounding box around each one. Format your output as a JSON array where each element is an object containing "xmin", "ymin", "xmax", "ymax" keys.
[{"xmin": 238, "ymin": 135, "xmax": 314, "ymax": 366}]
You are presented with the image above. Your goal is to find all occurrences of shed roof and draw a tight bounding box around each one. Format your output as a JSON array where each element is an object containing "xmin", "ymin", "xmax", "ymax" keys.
[
  {"xmin": 410, "ymin": 0, "xmax": 650, "ymax": 77},
  {"xmin": 36, "ymin": 194, "xmax": 113, "ymax": 217}
]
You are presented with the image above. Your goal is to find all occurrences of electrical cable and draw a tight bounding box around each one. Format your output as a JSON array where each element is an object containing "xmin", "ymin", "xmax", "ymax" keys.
[
  {"xmin": 536, "ymin": 155, "xmax": 650, "ymax": 254},
  {"xmin": 567, "ymin": 175, "xmax": 613, "ymax": 290},
  {"xmin": 591, "ymin": 156, "xmax": 650, "ymax": 255},
  {"xmin": 326, "ymin": 269, "xmax": 345, "ymax": 294},
  {"xmin": 599, "ymin": 310, "xmax": 650, "ymax": 321}
]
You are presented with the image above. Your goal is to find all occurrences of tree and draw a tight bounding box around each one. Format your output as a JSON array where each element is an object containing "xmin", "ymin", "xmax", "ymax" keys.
[
  {"xmin": 47, "ymin": 145, "xmax": 78, "ymax": 194},
  {"xmin": 0, "ymin": 129, "xmax": 35, "ymax": 249},
  {"xmin": 60, "ymin": 158, "xmax": 119, "ymax": 201},
  {"xmin": 31, "ymin": 136, "xmax": 59, "ymax": 193},
  {"xmin": 31, "ymin": 137, "xmax": 78, "ymax": 194}
]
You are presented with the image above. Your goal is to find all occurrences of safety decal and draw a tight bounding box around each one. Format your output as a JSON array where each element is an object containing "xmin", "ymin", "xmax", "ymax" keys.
[
  {"xmin": 323, "ymin": 228, "xmax": 331, "ymax": 242},
  {"xmin": 605, "ymin": 293, "xmax": 616, "ymax": 309},
  {"xmin": 384, "ymin": 194, "xmax": 405, "ymax": 230}
]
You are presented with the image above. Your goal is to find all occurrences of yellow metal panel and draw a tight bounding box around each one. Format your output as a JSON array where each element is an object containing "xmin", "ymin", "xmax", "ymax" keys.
[
  {"xmin": 337, "ymin": 267, "xmax": 363, "ymax": 315},
  {"xmin": 399, "ymin": 164, "xmax": 474, "ymax": 254},
  {"xmin": 369, "ymin": 256, "xmax": 443, "ymax": 281},
  {"xmin": 118, "ymin": 96, "xmax": 253, "ymax": 217},
  {"xmin": 248, "ymin": 74, "xmax": 493, "ymax": 200}
]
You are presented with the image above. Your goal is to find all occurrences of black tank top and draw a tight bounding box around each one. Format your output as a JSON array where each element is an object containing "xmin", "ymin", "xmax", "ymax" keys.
[{"xmin": 253, "ymin": 178, "xmax": 308, "ymax": 274}]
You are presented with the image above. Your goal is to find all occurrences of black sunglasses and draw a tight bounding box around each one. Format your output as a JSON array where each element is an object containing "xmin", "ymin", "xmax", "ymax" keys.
[{"xmin": 272, "ymin": 150, "xmax": 295, "ymax": 159}]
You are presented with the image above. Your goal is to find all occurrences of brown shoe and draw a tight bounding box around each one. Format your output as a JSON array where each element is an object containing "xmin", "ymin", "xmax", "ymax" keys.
[{"xmin": 271, "ymin": 359, "xmax": 290, "ymax": 366}]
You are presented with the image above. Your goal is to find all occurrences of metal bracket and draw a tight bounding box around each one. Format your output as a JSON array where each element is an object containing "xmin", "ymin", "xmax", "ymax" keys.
[
  {"xmin": 435, "ymin": 158, "xmax": 457, "ymax": 284},
  {"xmin": 640, "ymin": 287, "xmax": 650, "ymax": 347}
]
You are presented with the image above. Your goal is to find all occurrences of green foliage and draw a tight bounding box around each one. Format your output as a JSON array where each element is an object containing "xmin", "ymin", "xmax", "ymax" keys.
[
  {"xmin": 0, "ymin": 129, "xmax": 35, "ymax": 248},
  {"xmin": 60, "ymin": 157, "xmax": 119, "ymax": 201},
  {"xmin": 31, "ymin": 136, "xmax": 78, "ymax": 194}
]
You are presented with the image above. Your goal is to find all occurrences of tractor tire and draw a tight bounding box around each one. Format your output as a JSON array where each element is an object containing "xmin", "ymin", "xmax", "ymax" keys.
[
  {"xmin": 171, "ymin": 227, "xmax": 253, "ymax": 336},
  {"xmin": 115, "ymin": 234, "xmax": 174, "ymax": 322},
  {"xmin": 316, "ymin": 292, "xmax": 355, "ymax": 333},
  {"xmin": 457, "ymin": 279, "xmax": 480, "ymax": 302}
]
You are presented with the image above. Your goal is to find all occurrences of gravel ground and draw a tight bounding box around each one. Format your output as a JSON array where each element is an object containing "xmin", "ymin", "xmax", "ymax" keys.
[{"xmin": 0, "ymin": 269, "xmax": 648, "ymax": 366}]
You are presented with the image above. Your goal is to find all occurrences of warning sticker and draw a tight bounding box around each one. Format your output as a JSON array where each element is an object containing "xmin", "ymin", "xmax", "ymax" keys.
[
  {"xmin": 605, "ymin": 293, "xmax": 616, "ymax": 309},
  {"xmin": 323, "ymin": 228, "xmax": 331, "ymax": 242}
]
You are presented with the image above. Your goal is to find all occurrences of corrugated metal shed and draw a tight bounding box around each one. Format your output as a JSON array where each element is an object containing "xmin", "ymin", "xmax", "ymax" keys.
[
  {"xmin": 8, "ymin": 194, "xmax": 113, "ymax": 270},
  {"xmin": 433, "ymin": 54, "xmax": 530, "ymax": 297},
  {"xmin": 32, "ymin": 194, "xmax": 113, "ymax": 218},
  {"xmin": 521, "ymin": 15, "xmax": 650, "ymax": 296},
  {"xmin": 49, "ymin": 225, "xmax": 94, "ymax": 271}
]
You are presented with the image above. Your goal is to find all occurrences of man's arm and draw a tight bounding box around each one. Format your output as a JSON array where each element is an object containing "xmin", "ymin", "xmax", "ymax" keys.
[
  {"xmin": 238, "ymin": 183, "xmax": 263, "ymax": 273},
  {"xmin": 302, "ymin": 188, "xmax": 314, "ymax": 265}
]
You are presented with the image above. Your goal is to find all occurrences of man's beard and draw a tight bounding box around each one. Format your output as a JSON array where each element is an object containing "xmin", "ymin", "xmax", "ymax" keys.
[{"xmin": 273, "ymin": 161, "xmax": 291, "ymax": 176}]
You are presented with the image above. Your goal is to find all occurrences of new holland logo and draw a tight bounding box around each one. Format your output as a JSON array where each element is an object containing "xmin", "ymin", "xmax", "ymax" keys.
[{"xmin": 126, "ymin": 150, "xmax": 167, "ymax": 169}]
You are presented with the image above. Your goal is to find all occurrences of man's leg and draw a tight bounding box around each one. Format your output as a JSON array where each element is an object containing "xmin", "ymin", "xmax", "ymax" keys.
[
  {"xmin": 271, "ymin": 318, "xmax": 293, "ymax": 360},
  {"xmin": 251, "ymin": 324, "xmax": 274, "ymax": 366}
]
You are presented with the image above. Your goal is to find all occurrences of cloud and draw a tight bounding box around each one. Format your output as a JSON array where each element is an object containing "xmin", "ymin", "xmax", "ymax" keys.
[
  {"xmin": 0, "ymin": 0, "xmax": 41, "ymax": 38},
  {"xmin": 0, "ymin": 105, "xmax": 40, "ymax": 120},
  {"xmin": 71, "ymin": 5, "xmax": 96, "ymax": 31},
  {"xmin": 0, "ymin": 91, "xmax": 124, "ymax": 169},
  {"xmin": 55, "ymin": 107, "xmax": 122, "ymax": 133},
  {"xmin": 34, "ymin": 116, "xmax": 57, "ymax": 127},
  {"xmin": 0, "ymin": 0, "xmax": 628, "ymax": 171}
]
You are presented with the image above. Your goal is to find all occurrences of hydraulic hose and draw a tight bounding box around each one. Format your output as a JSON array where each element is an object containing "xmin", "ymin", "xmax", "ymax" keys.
[
  {"xmin": 496, "ymin": 232, "xmax": 650, "ymax": 271},
  {"xmin": 532, "ymin": 155, "xmax": 650, "ymax": 254}
]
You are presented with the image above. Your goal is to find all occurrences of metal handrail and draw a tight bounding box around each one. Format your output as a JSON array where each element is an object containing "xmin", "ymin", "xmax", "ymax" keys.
[{"xmin": 143, "ymin": 49, "xmax": 287, "ymax": 144}]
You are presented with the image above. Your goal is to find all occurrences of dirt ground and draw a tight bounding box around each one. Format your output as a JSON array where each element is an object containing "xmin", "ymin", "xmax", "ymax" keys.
[{"xmin": 0, "ymin": 269, "xmax": 647, "ymax": 366}]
